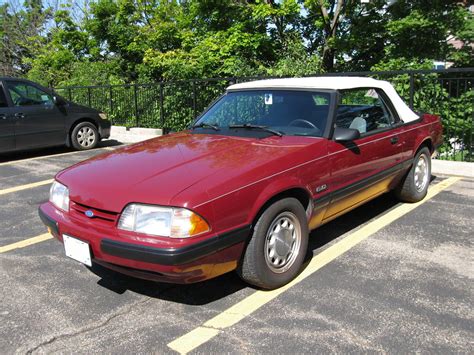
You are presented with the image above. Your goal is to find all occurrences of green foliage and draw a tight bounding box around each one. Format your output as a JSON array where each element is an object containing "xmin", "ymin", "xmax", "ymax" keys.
[
  {"xmin": 435, "ymin": 90, "xmax": 473, "ymax": 162},
  {"xmin": 3, "ymin": 0, "xmax": 472, "ymax": 83},
  {"xmin": 267, "ymin": 35, "xmax": 322, "ymax": 77},
  {"xmin": 0, "ymin": 0, "xmax": 52, "ymax": 74},
  {"xmin": 448, "ymin": 10, "xmax": 474, "ymax": 67},
  {"xmin": 370, "ymin": 65, "xmax": 473, "ymax": 162},
  {"xmin": 0, "ymin": 0, "xmax": 472, "ymax": 161},
  {"xmin": 385, "ymin": 1, "xmax": 466, "ymax": 62}
]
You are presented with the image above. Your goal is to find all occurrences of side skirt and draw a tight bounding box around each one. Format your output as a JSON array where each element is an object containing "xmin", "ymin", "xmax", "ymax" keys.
[{"xmin": 309, "ymin": 159, "xmax": 412, "ymax": 230}]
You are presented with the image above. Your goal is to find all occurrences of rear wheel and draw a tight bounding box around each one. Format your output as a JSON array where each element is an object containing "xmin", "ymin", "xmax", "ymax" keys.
[
  {"xmin": 238, "ymin": 198, "xmax": 308, "ymax": 290},
  {"xmin": 71, "ymin": 122, "xmax": 99, "ymax": 150},
  {"xmin": 395, "ymin": 146, "xmax": 431, "ymax": 202}
]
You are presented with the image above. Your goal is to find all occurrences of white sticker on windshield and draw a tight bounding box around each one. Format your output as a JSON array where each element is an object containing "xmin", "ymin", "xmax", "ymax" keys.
[{"xmin": 264, "ymin": 93, "xmax": 273, "ymax": 105}]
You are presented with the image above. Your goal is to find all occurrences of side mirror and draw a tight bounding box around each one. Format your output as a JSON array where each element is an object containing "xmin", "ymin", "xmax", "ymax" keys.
[
  {"xmin": 333, "ymin": 127, "xmax": 360, "ymax": 142},
  {"xmin": 53, "ymin": 95, "xmax": 67, "ymax": 106}
]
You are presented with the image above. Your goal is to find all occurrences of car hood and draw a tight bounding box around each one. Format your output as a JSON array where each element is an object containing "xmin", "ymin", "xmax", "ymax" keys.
[{"xmin": 57, "ymin": 132, "xmax": 322, "ymax": 212}]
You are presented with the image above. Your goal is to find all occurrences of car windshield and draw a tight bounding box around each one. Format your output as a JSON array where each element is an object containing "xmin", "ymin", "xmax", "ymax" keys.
[{"xmin": 193, "ymin": 90, "xmax": 331, "ymax": 137}]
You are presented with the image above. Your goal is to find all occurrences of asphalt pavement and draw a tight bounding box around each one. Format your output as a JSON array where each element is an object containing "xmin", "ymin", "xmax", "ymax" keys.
[{"xmin": 0, "ymin": 141, "xmax": 472, "ymax": 354}]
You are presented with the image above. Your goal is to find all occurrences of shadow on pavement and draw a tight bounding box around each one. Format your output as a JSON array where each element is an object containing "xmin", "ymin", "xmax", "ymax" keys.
[
  {"xmin": 0, "ymin": 139, "xmax": 122, "ymax": 164},
  {"xmin": 90, "ymin": 263, "xmax": 247, "ymax": 305},
  {"xmin": 306, "ymin": 193, "xmax": 398, "ymax": 254}
]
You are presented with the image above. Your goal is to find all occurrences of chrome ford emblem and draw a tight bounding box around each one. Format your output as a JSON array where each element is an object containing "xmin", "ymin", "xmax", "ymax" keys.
[{"xmin": 85, "ymin": 210, "xmax": 94, "ymax": 218}]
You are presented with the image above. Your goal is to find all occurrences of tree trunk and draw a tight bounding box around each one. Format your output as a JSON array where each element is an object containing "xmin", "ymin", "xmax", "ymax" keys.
[
  {"xmin": 318, "ymin": 0, "xmax": 343, "ymax": 72},
  {"xmin": 322, "ymin": 43, "xmax": 335, "ymax": 71}
]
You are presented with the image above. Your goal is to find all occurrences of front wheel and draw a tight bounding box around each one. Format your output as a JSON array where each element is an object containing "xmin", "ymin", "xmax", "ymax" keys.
[
  {"xmin": 71, "ymin": 122, "xmax": 99, "ymax": 150},
  {"xmin": 238, "ymin": 198, "xmax": 309, "ymax": 290},
  {"xmin": 395, "ymin": 146, "xmax": 431, "ymax": 202}
]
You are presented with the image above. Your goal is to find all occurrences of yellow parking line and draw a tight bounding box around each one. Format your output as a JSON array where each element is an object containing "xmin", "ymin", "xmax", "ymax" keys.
[
  {"xmin": 0, "ymin": 179, "xmax": 53, "ymax": 196},
  {"xmin": 0, "ymin": 233, "xmax": 53, "ymax": 254},
  {"xmin": 168, "ymin": 176, "xmax": 461, "ymax": 354},
  {"xmin": 0, "ymin": 146, "xmax": 117, "ymax": 167}
]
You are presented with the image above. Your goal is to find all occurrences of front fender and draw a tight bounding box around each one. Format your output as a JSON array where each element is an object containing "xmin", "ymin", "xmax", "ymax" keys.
[{"xmin": 247, "ymin": 176, "xmax": 312, "ymax": 224}]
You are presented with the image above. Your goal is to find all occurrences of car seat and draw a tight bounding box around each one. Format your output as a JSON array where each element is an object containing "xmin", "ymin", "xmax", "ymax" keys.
[{"xmin": 349, "ymin": 116, "xmax": 367, "ymax": 134}]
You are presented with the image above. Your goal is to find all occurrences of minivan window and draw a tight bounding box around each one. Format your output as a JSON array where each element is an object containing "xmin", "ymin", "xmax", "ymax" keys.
[{"xmin": 6, "ymin": 81, "xmax": 53, "ymax": 107}]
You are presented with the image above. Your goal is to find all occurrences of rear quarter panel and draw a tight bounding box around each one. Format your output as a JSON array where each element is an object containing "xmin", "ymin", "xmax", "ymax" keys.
[{"xmin": 399, "ymin": 114, "xmax": 442, "ymax": 160}]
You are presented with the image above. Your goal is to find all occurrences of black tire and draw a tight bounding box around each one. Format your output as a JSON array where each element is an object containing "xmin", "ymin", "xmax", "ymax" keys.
[
  {"xmin": 238, "ymin": 197, "xmax": 309, "ymax": 290},
  {"xmin": 71, "ymin": 122, "xmax": 99, "ymax": 150},
  {"xmin": 395, "ymin": 146, "xmax": 431, "ymax": 203}
]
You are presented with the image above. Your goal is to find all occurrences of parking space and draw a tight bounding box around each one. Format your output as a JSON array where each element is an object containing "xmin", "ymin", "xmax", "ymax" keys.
[
  {"xmin": 0, "ymin": 140, "xmax": 120, "ymax": 190},
  {"xmin": 0, "ymin": 147, "xmax": 472, "ymax": 353}
]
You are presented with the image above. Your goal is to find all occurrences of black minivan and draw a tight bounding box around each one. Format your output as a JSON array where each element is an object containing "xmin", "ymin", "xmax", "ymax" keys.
[{"xmin": 0, "ymin": 78, "xmax": 111, "ymax": 153}]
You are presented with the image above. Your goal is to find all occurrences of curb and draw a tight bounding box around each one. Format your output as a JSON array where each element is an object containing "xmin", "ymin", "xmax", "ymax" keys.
[
  {"xmin": 432, "ymin": 159, "xmax": 474, "ymax": 178},
  {"xmin": 109, "ymin": 126, "xmax": 162, "ymax": 144}
]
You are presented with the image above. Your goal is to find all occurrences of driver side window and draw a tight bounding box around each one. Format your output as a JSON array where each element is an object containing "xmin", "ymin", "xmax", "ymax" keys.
[
  {"xmin": 336, "ymin": 88, "xmax": 394, "ymax": 135},
  {"xmin": 6, "ymin": 81, "xmax": 53, "ymax": 107}
]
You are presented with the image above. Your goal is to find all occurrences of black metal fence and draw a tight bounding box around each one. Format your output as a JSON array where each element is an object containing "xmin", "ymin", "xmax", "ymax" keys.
[{"xmin": 55, "ymin": 68, "xmax": 473, "ymax": 162}]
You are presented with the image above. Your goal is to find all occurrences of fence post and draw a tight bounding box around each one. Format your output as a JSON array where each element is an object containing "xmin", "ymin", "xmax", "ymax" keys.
[
  {"xmin": 134, "ymin": 84, "xmax": 139, "ymax": 127},
  {"xmin": 109, "ymin": 86, "xmax": 113, "ymax": 116},
  {"xmin": 470, "ymin": 112, "xmax": 473, "ymax": 162},
  {"xmin": 68, "ymin": 88, "xmax": 72, "ymax": 101},
  {"xmin": 192, "ymin": 81, "xmax": 197, "ymax": 117},
  {"xmin": 409, "ymin": 72, "xmax": 415, "ymax": 109},
  {"xmin": 160, "ymin": 83, "xmax": 165, "ymax": 129},
  {"xmin": 87, "ymin": 87, "xmax": 92, "ymax": 107}
]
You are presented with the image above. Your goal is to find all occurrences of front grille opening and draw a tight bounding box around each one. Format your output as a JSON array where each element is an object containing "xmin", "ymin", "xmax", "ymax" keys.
[{"xmin": 70, "ymin": 201, "xmax": 119, "ymax": 223}]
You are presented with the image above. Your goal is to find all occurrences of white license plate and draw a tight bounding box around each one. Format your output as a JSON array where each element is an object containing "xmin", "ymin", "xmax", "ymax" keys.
[{"xmin": 63, "ymin": 234, "xmax": 92, "ymax": 267}]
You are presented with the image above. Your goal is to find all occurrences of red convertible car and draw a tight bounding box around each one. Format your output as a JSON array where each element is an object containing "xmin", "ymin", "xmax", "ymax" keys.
[{"xmin": 39, "ymin": 77, "xmax": 443, "ymax": 289}]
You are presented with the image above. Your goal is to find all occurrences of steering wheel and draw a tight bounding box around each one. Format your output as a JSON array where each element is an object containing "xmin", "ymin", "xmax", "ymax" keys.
[{"xmin": 288, "ymin": 119, "xmax": 318, "ymax": 129}]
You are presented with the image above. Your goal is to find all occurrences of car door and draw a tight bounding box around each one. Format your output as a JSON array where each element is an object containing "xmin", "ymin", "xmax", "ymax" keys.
[
  {"xmin": 0, "ymin": 81, "xmax": 15, "ymax": 152},
  {"xmin": 324, "ymin": 88, "xmax": 404, "ymax": 220},
  {"xmin": 5, "ymin": 80, "xmax": 66, "ymax": 149}
]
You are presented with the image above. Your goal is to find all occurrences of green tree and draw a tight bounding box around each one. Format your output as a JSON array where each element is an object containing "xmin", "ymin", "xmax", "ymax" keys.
[
  {"xmin": 2, "ymin": 0, "xmax": 472, "ymax": 85},
  {"xmin": 304, "ymin": 0, "xmax": 471, "ymax": 72},
  {"xmin": 0, "ymin": 0, "xmax": 52, "ymax": 74}
]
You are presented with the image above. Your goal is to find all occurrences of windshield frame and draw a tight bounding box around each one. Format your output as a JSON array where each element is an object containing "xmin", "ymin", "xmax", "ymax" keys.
[{"xmin": 190, "ymin": 88, "xmax": 338, "ymax": 139}]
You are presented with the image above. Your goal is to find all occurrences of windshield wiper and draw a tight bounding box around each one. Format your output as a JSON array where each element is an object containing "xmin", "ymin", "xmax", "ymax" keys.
[
  {"xmin": 228, "ymin": 124, "xmax": 283, "ymax": 137},
  {"xmin": 191, "ymin": 123, "xmax": 220, "ymax": 131}
]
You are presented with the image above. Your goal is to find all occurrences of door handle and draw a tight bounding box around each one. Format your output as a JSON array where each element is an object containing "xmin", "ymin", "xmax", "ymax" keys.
[
  {"xmin": 0, "ymin": 114, "xmax": 6, "ymax": 120},
  {"xmin": 390, "ymin": 136, "xmax": 399, "ymax": 144},
  {"xmin": 14, "ymin": 113, "xmax": 25, "ymax": 119}
]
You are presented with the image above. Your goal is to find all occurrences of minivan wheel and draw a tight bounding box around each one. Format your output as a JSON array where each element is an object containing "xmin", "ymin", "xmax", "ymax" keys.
[
  {"xmin": 71, "ymin": 122, "xmax": 99, "ymax": 150},
  {"xmin": 238, "ymin": 197, "xmax": 309, "ymax": 290}
]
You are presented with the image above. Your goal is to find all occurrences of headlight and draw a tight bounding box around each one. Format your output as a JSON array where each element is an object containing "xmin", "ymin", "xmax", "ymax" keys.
[
  {"xmin": 49, "ymin": 181, "xmax": 69, "ymax": 211},
  {"xmin": 99, "ymin": 112, "xmax": 108, "ymax": 120},
  {"xmin": 118, "ymin": 204, "xmax": 210, "ymax": 238}
]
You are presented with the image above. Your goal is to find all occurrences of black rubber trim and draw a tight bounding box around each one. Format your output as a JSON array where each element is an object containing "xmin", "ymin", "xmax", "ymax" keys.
[
  {"xmin": 38, "ymin": 207, "xmax": 59, "ymax": 236},
  {"xmin": 328, "ymin": 159, "xmax": 413, "ymax": 203},
  {"xmin": 99, "ymin": 127, "xmax": 111, "ymax": 139},
  {"xmin": 312, "ymin": 193, "xmax": 331, "ymax": 207},
  {"xmin": 101, "ymin": 225, "xmax": 252, "ymax": 266},
  {"xmin": 98, "ymin": 120, "xmax": 112, "ymax": 139}
]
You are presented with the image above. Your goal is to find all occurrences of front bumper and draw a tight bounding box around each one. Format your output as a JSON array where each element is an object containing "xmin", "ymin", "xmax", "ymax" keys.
[
  {"xmin": 38, "ymin": 203, "xmax": 250, "ymax": 283},
  {"xmin": 99, "ymin": 120, "xmax": 111, "ymax": 139}
]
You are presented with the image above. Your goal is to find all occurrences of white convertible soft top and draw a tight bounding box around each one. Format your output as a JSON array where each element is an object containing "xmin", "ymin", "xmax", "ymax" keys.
[{"xmin": 227, "ymin": 76, "xmax": 419, "ymax": 123}]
